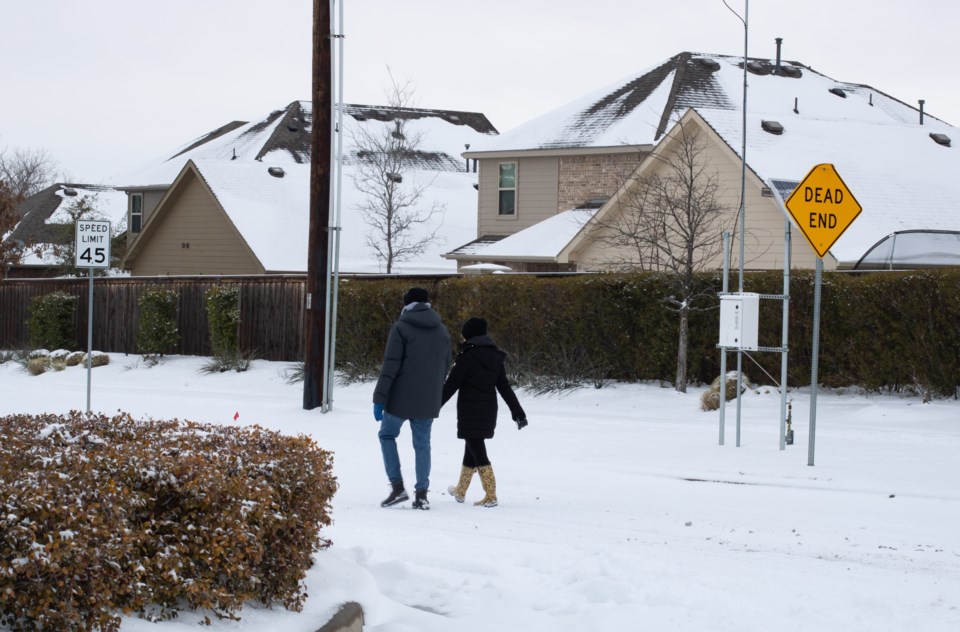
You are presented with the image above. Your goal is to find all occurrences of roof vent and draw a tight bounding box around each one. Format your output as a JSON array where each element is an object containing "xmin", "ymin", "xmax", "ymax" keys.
[
  {"xmin": 746, "ymin": 60, "xmax": 767, "ymax": 75},
  {"xmin": 62, "ymin": 187, "xmax": 78, "ymax": 196},
  {"xmin": 761, "ymin": 120, "xmax": 784, "ymax": 135},
  {"xmin": 829, "ymin": 87, "xmax": 847, "ymax": 98},
  {"xmin": 930, "ymin": 133, "xmax": 952, "ymax": 147},
  {"xmin": 352, "ymin": 113, "xmax": 367, "ymax": 121},
  {"xmin": 267, "ymin": 166, "xmax": 285, "ymax": 178},
  {"xmin": 287, "ymin": 122, "xmax": 299, "ymax": 132},
  {"xmin": 779, "ymin": 65, "xmax": 801, "ymax": 78},
  {"xmin": 387, "ymin": 172, "xmax": 403, "ymax": 183},
  {"xmin": 697, "ymin": 57, "xmax": 720, "ymax": 71}
]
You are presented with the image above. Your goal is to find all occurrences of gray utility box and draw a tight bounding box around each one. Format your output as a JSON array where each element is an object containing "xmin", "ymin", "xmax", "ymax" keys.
[{"xmin": 719, "ymin": 293, "xmax": 760, "ymax": 350}]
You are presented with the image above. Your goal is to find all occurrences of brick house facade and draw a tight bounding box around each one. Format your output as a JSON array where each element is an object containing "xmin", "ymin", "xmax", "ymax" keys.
[{"xmin": 557, "ymin": 152, "xmax": 645, "ymax": 212}]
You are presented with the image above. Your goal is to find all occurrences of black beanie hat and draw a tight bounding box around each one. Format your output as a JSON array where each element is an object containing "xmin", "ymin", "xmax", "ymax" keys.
[
  {"xmin": 403, "ymin": 287, "xmax": 429, "ymax": 305},
  {"xmin": 461, "ymin": 317, "xmax": 488, "ymax": 340}
]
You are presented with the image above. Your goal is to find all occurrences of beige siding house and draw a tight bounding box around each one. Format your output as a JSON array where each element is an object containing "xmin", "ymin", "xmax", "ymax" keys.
[
  {"xmin": 124, "ymin": 164, "xmax": 263, "ymax": 276},
  {"xmin": 448, "ymin": 50, "xmax": 960, "ymax": 273},
  {"xmin": 565, "ymin": 110, "xmax": 831, "ymax": 272},
  {"xmin": 118, "ymin": 102, "xmax": 497, "ymax": 276}
]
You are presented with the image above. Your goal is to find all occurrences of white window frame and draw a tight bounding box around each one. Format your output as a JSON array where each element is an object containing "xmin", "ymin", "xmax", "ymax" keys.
[
  {"xmin": 498, "ymin": 162, "xmax": 517, "ymax": 217},
  {"xmin": 130, "ymin": 193, "xmax": 143, "ymax": 233}
]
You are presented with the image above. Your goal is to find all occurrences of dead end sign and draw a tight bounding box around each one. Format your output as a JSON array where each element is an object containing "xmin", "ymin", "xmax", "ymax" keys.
[{"xmin": 784, "ymin": 164, "xmax": 862, "ymax": 258}]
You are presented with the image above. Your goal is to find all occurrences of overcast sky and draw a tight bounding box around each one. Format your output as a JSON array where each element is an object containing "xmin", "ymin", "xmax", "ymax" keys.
[{"xmin": 3, "ymin": 0, "xmax": 958, "ymax": 185}]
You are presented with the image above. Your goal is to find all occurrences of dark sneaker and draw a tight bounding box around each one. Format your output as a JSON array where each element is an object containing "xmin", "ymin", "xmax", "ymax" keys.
[
  {"xmin": 381, "ymin": 482, "xmax": 409, "ymax": 507},
  {"xmin": 412, "ymin": 488, "xmax": 430, "ymax": 510}
]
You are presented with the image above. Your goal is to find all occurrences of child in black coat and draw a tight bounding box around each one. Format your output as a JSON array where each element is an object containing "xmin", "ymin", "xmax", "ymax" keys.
[{"xmin": 440, "ymin": 317, "xmax": 527, "ymax": 507}]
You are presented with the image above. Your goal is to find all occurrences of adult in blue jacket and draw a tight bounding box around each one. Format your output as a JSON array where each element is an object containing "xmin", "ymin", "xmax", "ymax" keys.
[{"xmin": 373, "ymin": 287, "xmax": 451, "ymax": 510}]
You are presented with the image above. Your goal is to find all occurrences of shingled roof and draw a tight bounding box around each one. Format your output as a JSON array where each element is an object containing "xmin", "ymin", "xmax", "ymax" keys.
[
  {"xmin": 119, "ymin": 102, "xmax": 497, "ymax": 188},
  {"xmin": 8, "ymin": 183, "xmax": 123, "ymax": 246},
  {"xmin": 461, "ymin": 49, "xmax": 960, "ymax": 268},
  {"xmin": 470, "ymin": 51, "xmax": 943, "ymax": 153}
]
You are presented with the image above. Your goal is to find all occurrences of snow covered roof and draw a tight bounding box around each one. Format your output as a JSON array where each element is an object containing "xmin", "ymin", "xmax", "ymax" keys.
[
  {"xmin": 467, "ymin": 51, "xmax": 960, "ymax": 266},
  {"xmin": 120, "ymin": 105, "xmax": 305, "ymax": 188},
  {"xmin": 452, "ymin": 209, "xmax": 596, "ymax": 262},
  {"xmin": 115, "ymin": 100, "xmax": 497, "ymax": 274},
  {"xmin": 118, "ymin": 102, "xmax": 496, "ymax": 188},
  {"xmin": 189, "ymin": 159, "xmax": 480, "ymax": 274},
  {"xmin": 9, "ymin": 183, "xmax": 128, "ymax": 267},
  {"xmin": 470, "ymin": 52, "xmax": 947, "ymax": 154},
  {"xmin": 690, "ymin": 58, "xmax": 958, "ymax": 264}
]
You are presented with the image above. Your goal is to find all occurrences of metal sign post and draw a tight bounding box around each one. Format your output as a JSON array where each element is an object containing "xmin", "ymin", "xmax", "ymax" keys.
[
  {"xmin": 808, "ymin": 258, "xmax": 823, "ymax": 465},
  {"xmin": 74, "ymin": 220, "xmax": 111, "ymax": 413},
  {"xmin": 783, "ymin": 165, "xmax": 862, "ymax": 465}
]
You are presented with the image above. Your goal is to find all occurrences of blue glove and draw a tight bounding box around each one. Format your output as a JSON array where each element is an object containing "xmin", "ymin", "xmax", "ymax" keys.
[{"xmin": 373, "ymin": 402, "xmax": 384, "ymax": 421}]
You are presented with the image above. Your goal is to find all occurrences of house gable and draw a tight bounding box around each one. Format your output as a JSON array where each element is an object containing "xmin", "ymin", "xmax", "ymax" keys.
[
  {"xmin": 566, "ymin": 110, "xmax": 835, "ymax": 271},
  {"xmin": 125, "ymin": 163, "xmax": 263, "ymax": 276}
]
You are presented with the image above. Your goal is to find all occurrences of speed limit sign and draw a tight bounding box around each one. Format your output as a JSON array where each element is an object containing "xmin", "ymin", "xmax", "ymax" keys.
[{"xmin": 75, "ymin": 220, "xmax": 112, "ymax": 268}]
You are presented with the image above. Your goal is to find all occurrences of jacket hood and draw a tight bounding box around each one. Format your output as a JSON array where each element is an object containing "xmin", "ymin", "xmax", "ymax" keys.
[
  {"xmin": 462, "ymin": 334, "xmax": 496, "ymax": 348},
  {"xmin": 399, "ymin": 303, "xmax": 444, "ymax": 329}
]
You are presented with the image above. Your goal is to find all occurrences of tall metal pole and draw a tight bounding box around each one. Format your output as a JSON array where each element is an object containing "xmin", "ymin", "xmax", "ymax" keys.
[
  {"xmin": 808, "ymin": 257, "xmax": 823, "ymax": 466},
  {"xmin": 304, "ymin": 0, "xmax": 332, "ymax": 410},
  {"xmin": 735, "ymin": 2, "xmax": 748, "ymax": 446},
  {"xmin": 738, "ymin": 0, "xmax": 748, "ymax": 294},
  {"xmin": 85, "ymin": 267, "xmax": 94, "ymax": 413},
  {"xmin": 718, "ymin": 231, "xmax": 730, "ymax": 445},
  {"xmin": 322, "ymin": 0, "xmax": 345, "ymax": 413},
  {"xmin": 779, "ymin": 220, "xmax": 791, "ymax": 450}
]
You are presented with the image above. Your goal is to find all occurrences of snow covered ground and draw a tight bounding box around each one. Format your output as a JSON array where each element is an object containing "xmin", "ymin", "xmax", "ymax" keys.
[{"xmin": 1, "ymin": 354, "xmax": 958, "ymax": 631}]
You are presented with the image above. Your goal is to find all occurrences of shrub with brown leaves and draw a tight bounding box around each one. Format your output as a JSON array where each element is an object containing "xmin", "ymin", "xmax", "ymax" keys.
[{"xmin": 0, "ymin": 412, "xmax": 337, "ymax": 631}]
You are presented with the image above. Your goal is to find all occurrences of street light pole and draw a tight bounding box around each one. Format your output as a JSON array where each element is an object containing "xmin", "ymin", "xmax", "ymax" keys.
[{"xmin": 723, "ymin": 0, "xmax": 749, "ymax": 445}]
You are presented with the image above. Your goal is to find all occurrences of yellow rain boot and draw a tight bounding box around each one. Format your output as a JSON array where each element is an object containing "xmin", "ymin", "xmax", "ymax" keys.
[
  {"xmin": 447, "ymin": 466, "xmax": 476, "ymax": 503},
  {"xmin": 474, "ymin": 464, "xmax": 498, "ymax": 507}
]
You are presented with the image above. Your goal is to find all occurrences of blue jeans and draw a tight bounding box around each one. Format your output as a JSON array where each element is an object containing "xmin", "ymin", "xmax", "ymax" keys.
[{"xmin": 378, "ymin": 411, "xmax": 433, "ymax": 491}]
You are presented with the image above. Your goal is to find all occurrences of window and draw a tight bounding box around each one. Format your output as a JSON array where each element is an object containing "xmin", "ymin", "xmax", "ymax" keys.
[
  {"xmin": 498, "ymin": 163, "xmax": 516, "ymax": 216},
  {"xmin": 131, "ymin": 194, "xmax": 143, "ymax": 233}
]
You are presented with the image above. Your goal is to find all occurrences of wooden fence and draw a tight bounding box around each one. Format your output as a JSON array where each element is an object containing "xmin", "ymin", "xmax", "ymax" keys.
[{"xmin": 0, "ymin": 276, "xmax": 308, "ymax": 361}]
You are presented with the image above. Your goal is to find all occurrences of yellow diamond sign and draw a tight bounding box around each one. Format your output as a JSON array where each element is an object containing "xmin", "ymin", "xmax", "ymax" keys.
[{"xmin": 784, "ymin": 164, "xmax": 862, "ymax": 258}]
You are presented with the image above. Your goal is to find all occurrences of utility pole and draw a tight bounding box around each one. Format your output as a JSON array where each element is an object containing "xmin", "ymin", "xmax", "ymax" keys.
[{"xmin": 304, "ymin": 0, "xmax": 332, "ymax": 410}]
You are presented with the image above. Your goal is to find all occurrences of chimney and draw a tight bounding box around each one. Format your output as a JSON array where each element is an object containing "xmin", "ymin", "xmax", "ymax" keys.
[
  {"xmin": 919, "ymin": 99, "xmax": 925, "ymax": 125},
  {"xmin": 775, "ymin": 37, "xmax": 783, "ymax": 73}
]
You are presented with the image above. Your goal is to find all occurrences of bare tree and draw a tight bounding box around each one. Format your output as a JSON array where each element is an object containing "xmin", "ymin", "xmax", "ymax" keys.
[
  {"xmin": 350, "ymin": 73, "xmax": 444, "ymax": 273},
  {"xmin": 0, "ymin": 181, "xmax": 25, "ymax": 280},
  {"xmin": 47, "ymin": 195, "xmax": 122, "ymax": 277},
  {"xmin": 0, "ymin": 146, "xmax": 60, "ymax": 199},
  {"xmin": 588, "ymin": 121, "xmax": 732, "ymax": 392}
]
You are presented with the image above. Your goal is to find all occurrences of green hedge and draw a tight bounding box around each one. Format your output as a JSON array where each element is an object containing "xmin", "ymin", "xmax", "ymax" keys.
[
  {"xmin": 136, "ymin": 287, "xmax": 179, "ymax": 357},
  {"xmin": 206, "ymin": 285, "xmax": 241, "ymax": 356},
  {"xmin": 28, "ymin": 291, "xmax": 78, "ymax": 350},
  {"xmin": 333, "ymin": 270, "xmax": 960, "ymax": 396}
]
